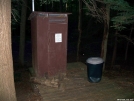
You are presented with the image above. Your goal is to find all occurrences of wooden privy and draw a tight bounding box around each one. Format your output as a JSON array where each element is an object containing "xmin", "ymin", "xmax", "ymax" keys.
[{"xmin": 29, "ymin": 12, "xmax": 69, "ymax": 77}]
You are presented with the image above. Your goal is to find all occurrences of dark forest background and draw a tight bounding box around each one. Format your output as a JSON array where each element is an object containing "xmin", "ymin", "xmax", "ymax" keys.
[{"xmin": 11, "ymin": 0, "xmax": 134, "ymax": 71}]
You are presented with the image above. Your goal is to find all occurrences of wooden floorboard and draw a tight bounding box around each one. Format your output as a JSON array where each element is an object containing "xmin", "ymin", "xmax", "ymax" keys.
[{"xmin": 35, "ymin": 62, "xmax": 134, "ymax": 101}]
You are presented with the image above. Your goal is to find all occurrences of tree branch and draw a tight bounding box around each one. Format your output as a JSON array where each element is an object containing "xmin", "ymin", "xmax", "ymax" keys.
[
  {"xmin": 82, "ymin": 0, "xmax": 107, "ymax": 23},
  {"xmin": 116, "ymin": 34, "xmax": 134, "ymax": 45}
]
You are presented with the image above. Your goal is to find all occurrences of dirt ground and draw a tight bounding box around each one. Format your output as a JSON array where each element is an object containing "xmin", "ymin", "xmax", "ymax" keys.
[
  {"xmin": 15, "ymin": 63, "xmax": 134, "ymax": 101},
  {"xmin": 15, "ymin": 70, "xmax": 42, "ymax": 101}
]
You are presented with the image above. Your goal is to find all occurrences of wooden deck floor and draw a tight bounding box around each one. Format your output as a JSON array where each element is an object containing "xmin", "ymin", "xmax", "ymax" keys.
[{"xmin": 35, "ymin": 62, "xmax": 134, "ymax": 101}]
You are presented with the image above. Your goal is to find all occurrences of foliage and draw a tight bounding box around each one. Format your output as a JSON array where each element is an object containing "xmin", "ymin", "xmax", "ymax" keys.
[
  {"xmin": 103, "ymin": 0, "xmax": 134, "ymax": 31},
  {"xmin": 39, "ymin": 0, "xmax": 69, "ymax": 6},
  {"xmin": 83, "ymin": 0, "xmax": 134, "ymax": 31},
  {"xmin": 11, "ymin": 0, "xmax": 22, "ymax": 31},
  {"xmin": 82, "ymin": 0, "xmax": 106, "ymax": 23}
]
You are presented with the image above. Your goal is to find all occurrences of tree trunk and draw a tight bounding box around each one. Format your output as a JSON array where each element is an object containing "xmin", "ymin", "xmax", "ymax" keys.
[
  {"xmin": 77, "ymin": 0, "xmax": 82, "ymax": 61},
  {"xmin": 0, "ymin": 0, "xmax": 17, "ymax": 101},
  {"xmin": 111, "ymin": 30, "xmax": 118, "ymax": 68},
  {"xmin": 51, "ymin": 0, "xmax": 54, "ymax": 11},
  {"xmin": 125, "ymin": 25, "xmax": 133, "ymax": 61},
  {"xmin": 45, "ymin": 0, "xmax": 48, "ymax": 12},
  {"xmin": 65, "ymin": 2, "xmax": 68, "ymax": 11},
  {"xmin": 60, "ymin": 0, "xmax": 63, "ymax": 12},
  {"xmin": 101, "ymin": 4, "xmax": 110, "ymax": 70},
  {"xmin": 19, "ymin": 0, "xmax": 27, "ymax": 66}
]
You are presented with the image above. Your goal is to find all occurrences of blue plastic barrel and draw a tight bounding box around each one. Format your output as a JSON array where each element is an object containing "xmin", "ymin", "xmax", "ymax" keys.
[{"xmin": 86, "ymin": 57, "xmax": 104, "ymax": 83}]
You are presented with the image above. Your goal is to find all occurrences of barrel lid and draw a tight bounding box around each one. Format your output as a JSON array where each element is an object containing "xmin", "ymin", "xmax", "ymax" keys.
[{"xmin": 86, "ymin": 57, "xmax": 104, "ymax": 64}]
